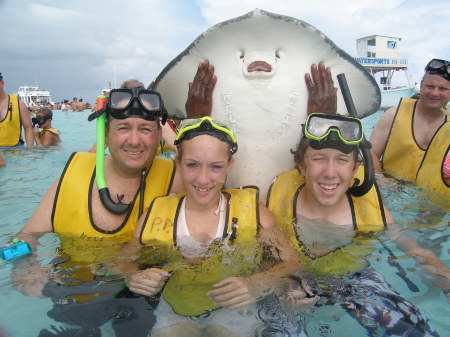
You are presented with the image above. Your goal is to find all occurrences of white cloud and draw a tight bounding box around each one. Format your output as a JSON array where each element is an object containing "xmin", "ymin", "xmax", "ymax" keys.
[{"xmin": 1, "ymin": 0, "xmax": 448, "ymax": 102}]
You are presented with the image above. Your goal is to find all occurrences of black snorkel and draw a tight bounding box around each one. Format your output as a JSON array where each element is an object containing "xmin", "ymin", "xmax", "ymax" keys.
[
  {"xmin": 88, "ymin": 96, "xmax": 131, "ymax": 215},
  {"xmin": 337, "ymin": 73, "xmax": 375, "ymax": 197}
]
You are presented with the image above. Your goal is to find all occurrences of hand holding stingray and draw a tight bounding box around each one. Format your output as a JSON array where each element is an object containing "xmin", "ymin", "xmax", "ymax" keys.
[{"xmin": 152, "ymin": 9, "xmax": 380, "ymax": 197}]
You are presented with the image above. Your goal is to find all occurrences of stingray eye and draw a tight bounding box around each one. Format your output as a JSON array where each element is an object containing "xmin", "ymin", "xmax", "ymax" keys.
[
  {"xmin": 239, "ymin": 51, "xmax": 245, "ymax": 60},
  {"xmin": 275, "ymin": 50, "xmax": 280, "ymax": 59}
]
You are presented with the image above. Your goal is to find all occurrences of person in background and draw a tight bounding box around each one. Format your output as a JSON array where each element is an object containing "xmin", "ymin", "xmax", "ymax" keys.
[
  {"xmin": 370, "ymin": 58, "xmax": 449, "ymax": 184},
  {"xmin": 70, "ymin": 97, "xmax": 78, "ymax": 111},
  {"xmin": 32, "ymin": 108, "xmax": 62, "ymax": 146},
  {"xmin": 76, "ymin": 98, "xmax": 85, "ymax": 112},
  {"xmin": 0, "ymin": 72, "xmax": 34, "ymax": 147},
  {"xmin": 118, "ymin": 117, "xmax": 300, "ymax": 337},
  {"xmin": 0, "ymin": 154, "xmax": 5, "ymax": 167},
  {"xmin": 61, "ymin": 99, "xmax": 70, "ymax": 112}
]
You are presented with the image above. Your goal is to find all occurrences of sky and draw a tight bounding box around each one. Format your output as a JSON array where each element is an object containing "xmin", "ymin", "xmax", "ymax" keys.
[{"xmin": 1, "ymin": 0, "xmax": 449, "ymax": 104}]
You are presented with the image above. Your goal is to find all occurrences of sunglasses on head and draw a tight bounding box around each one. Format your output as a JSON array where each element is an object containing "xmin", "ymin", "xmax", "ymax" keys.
[{"xmin": 424, "ymin": 59, "xmax": 450, "ymax": 81}]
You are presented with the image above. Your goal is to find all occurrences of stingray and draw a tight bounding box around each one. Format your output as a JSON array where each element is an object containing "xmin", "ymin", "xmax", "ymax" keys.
[{"xmin": 152, "ymin": 9, "xmax": 380, "ymax": 197}]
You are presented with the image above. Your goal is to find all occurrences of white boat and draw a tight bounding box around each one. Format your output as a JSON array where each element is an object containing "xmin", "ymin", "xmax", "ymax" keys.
[
  {"xmin": 354, "ymin": 35, "xmax": 419, "ymax": 110},
  {"xmin": 17, "ymin": 85, "xmax": 53, "ymax": 107}
]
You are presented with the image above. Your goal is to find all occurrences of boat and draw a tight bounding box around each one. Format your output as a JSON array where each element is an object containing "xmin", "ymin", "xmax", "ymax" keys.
[
  {"xmin": 354, "ymin": 35, "xmax": 419, "ymax": 110},
  {"xmin": 17, "ymin": 85, "xmax": 53, "ymax": 107}
]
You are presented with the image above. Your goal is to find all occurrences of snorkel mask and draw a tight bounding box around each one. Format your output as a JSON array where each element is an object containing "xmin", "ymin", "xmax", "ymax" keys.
[
  {"xmin": 303, "ymin": 113, "xmax": 363, "ymax": 154},
  {"xmin": 174, "ymin": 116, "xmax": 238, "ymax": 154},
  {"xmin": 424, "ymin": 58, "xmax": 450, "ymax": 82},
  {"xmin": 87, "ymin": 88, "xmax": 167, "ymax": 215}
]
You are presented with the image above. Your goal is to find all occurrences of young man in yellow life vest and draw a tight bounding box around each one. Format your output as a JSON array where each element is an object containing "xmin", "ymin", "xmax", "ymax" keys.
[
  {"xmin": 370, "ymin": 59, "xmax": 450, "ymax": 198},
  {"xmin": 32, "ymin": 108, "xmax": 62, "ymax": 145},
  {"xmin": 14, "ymin": 87, "xmax": 184, "ymax": 336},
  {"xmin": 117, "ymin": 117, "xmax": 300, "ymax": 337},
  {"xmin": 263, "ymin": 113, "xmax": 450, "ymax": 335},
  {"xmin": 0, "ymin": 71, "xmax": 34, "ymax": 147}
]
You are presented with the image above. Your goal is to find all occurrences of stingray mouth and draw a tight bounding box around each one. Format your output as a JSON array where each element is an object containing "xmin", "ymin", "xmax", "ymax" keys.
[
  {"xmin": 243, "ymin": 60, "xmax": 276, "ymax": 79},
  {"xmin": 247, "ymin": 61, "xmax": 272, "ymax": 72}
]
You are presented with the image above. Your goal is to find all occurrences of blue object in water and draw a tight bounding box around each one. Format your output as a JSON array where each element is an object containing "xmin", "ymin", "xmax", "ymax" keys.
[{"xmin": 0, "ymin": 238, "xmax": 32, "ymax": 260}]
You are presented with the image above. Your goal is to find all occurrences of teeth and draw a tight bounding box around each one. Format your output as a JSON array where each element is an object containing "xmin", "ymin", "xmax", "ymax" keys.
[
  {"xmin": 196, "ymin": 187, "xmax": 211, "ymax": 192},
  {"xmin": 127, "ymin": 151, "xmax": 141, "ymax": 155},
  {"xmin": 320, "ymin": 184, "xmax": 337, "ymax": 190}
]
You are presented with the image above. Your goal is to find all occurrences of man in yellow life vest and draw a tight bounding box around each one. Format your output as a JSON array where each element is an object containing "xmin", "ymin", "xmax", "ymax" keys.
[
  {"xmin": 14, "ymin": 87, "xmax": 184, "ymax": 336},
  {"xmin": 370, "ymin": 58, "xmax": 450, "ymax": 207},
  {"xmin": 0, "ymin": 71, "xmax": 34, "ymax": 147}
]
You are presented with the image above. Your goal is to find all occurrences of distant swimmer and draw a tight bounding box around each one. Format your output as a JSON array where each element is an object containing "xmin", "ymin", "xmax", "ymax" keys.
[
  {"xmin": 0, "ymin": 72, "xmax": 34, "ymax": 147},
  {"xmin": 0, "ymin": 154, "xmax": 5, "ymax": 167}
]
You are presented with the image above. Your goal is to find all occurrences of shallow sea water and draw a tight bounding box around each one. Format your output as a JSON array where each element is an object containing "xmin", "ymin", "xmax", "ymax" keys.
[{"xmin": 0, "ymin": 110, "xmax": 449, "ymax": 337}]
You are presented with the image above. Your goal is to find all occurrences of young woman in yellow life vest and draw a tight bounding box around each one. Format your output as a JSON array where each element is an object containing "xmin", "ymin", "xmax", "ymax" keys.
[{"xmin": 117, "ymin": 117, "xmax": 300, "ymax": 337}]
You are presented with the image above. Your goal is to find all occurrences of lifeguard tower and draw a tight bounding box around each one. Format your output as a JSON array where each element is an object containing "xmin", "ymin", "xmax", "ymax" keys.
[{"xmin": 354, "ymin": 35, "xmax": 413, "ymax": 90}]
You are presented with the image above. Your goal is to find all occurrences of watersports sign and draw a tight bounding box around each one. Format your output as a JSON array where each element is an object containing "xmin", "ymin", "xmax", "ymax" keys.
[{"xmin": 354, "ymin": 57, "xmax": 408, "ymax": 68}]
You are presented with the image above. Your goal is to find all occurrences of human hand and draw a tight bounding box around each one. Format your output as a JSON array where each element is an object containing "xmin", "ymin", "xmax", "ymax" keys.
[
  {"xmin": 185, "ymin": 60, "xmax": 217, "ymax": 118},
  {"xmin": 13, "ymin": 264, "xmax": 51, "ymax": 298},
  {"xmin": 33, "ymin": 126, "xmax": 40, "ymax": 134},
  {"xmin": 125, "ymin": 268, "xmax": 170, "ymax": 296},
  {"xmin": 276, "ymin": 278, "xmax": 320, "ymax": 309},
  {"xmin": 207, "ymin": 276, "xmax": 263, "ymax": 309},
  {"xmin": 305, "ymin": 62, "xmax": 338, "ymax": 115}
]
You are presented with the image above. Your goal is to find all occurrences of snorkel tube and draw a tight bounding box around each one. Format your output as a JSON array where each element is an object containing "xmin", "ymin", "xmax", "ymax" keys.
[
  {"xmin": 92, "ymin": 95, "xmax": 130, "ymax": 214},
  {"xmin": 337, "ymin": 74, "xmax": 375, "ymax": 197}
]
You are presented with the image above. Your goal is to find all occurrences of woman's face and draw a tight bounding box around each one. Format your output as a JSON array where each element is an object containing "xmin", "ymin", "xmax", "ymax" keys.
[
  {"xmin": 299, "ymin": 146, "xmax": 359, "ymax": 208},
  {"xmin": 179, "ymin": 135, "xmax": 234, "ymax": 208}
]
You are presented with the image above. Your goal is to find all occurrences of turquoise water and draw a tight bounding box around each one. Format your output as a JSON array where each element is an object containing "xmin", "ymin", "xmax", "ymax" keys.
[{"xmin": 0, "ymin": 110, "xmax": 448, "ymax": 336}]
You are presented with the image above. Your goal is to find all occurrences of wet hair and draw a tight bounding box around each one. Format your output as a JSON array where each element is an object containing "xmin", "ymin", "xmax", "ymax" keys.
[
  {"xmin": 291, "ymin": 135, "xmax": 359, "ymax": 166},
  {"xmin": 37, "ymin": 107, "xmax": 53, "ymax": 119},
  {"xmin": 0, "ymin": 72, "xmax": 3, "ymax": 81}
]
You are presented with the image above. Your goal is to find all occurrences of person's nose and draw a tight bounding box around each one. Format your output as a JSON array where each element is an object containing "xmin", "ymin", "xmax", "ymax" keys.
[
  {"xmin": 196, "ymin": 166, "xmax": 211, "ymax": 185},
  {"xmin": 126, "ymin": 129, "xmax": 141, "ymax": 146},
  {"xmin": 323, "ymin": 159, "xmax": 337, "ymax": 179}
]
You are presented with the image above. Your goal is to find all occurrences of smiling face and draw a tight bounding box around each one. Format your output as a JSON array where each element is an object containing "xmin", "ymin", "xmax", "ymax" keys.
[
  {"xmin": 420, "ymin": 74, "xmax": 450, "ymax": 111},
  {"xmin": 106, "ymin": 117, "xmax": 161, "ymax": 176},
  {"xmin": 298, "ymin": 146, "xmax": 359, "ymax": 209},
  {"xmin": 178, "ymin": 135, "xmax": 234, "ymax": 209}
]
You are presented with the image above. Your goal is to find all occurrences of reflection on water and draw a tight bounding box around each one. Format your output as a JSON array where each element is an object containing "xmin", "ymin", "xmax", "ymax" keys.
[{"xmin": 0, "ymin": 110, "xmax": 449, "ymax": 336}]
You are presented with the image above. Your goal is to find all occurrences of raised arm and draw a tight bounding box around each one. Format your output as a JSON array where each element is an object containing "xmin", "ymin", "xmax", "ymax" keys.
[
  {"xmin": 305, "ymin": 62, "xmax": 338, "ymax": 115},
  {"xmin": 185, "ymin": 60, "xmax": 217, "ymax": 118}
]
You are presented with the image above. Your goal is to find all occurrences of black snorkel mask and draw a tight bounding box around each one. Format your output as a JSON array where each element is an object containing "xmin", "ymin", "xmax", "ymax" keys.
[{"xmin": 87, "ymin": 88, "xmax": 167, "ymax": 215}]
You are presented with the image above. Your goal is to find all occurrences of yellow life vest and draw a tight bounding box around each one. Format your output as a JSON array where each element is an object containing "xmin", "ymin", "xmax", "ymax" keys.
[
  {"xmin": 52, "ymin": 152, "xmax": 175, "ymax": 241},
  {"xmin": 39, "ymin": 127, "xmax": 61, "ymax": 136},
  {"xmin": 0, "ymin": 94, "xmax": 22, "ymax": 146},
  {"xmin": 266, "ymin": 167, "xmax": 386, "ymax": 276},
  {"xmin": 416, "ymin": 122, "xmax": 450, "ymax": 210},
  {"xmin": 267, "ymin": 167, "xmax": 387, "ymax": 234},
  {"xmin": 382, "ymin": 98, "xmax": 448, "ymax": 182},
  {"xmin": 140, "ymin": 187, "xmax": 261, "ymax": 316}
]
